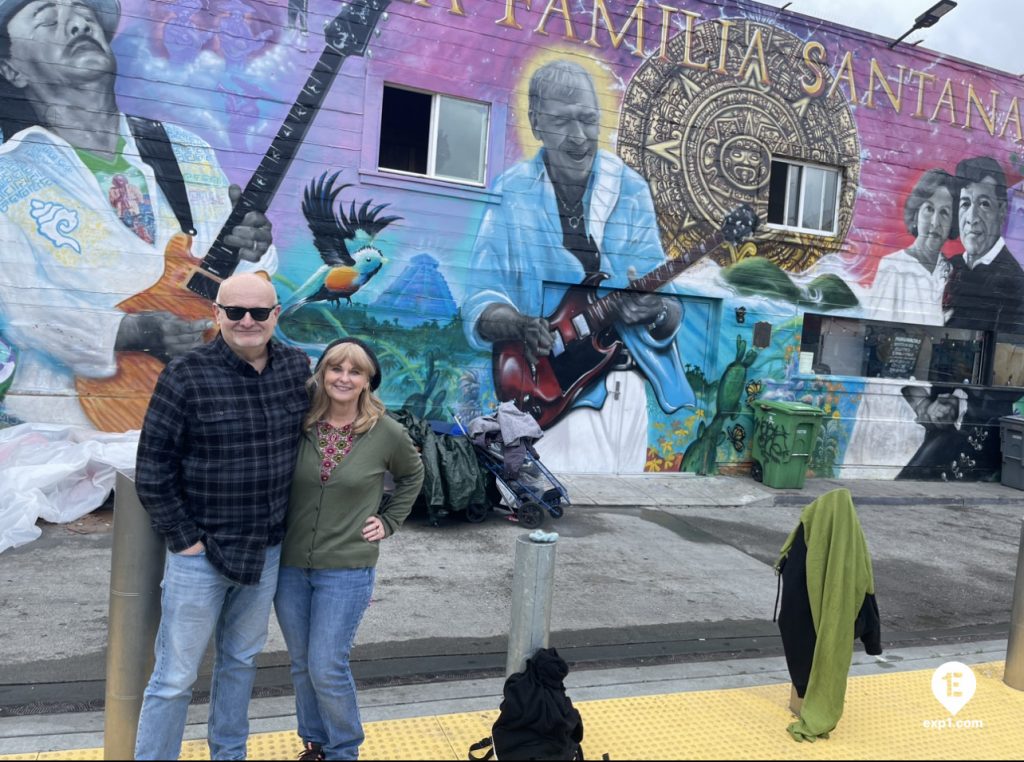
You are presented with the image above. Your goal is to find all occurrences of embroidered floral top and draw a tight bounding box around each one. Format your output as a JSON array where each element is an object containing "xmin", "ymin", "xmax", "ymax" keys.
[{"xmin": 316, "ymin": 420, "xmax": 357, "ymax": 483}]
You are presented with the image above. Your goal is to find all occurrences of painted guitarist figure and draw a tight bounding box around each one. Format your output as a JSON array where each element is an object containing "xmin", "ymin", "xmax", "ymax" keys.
[
  {"xmin": 463, "ymin": 60, "xmax": 696, "ymax": 473},
  {"xmin": 0, "ymin": 0, "xmax": 275, "ymax": 428}
]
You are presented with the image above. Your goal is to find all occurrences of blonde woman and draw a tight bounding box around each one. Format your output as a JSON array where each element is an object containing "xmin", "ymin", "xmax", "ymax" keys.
[{"xmin": 275, "ymin": 338, "xmax": 423, "ymax": 761}]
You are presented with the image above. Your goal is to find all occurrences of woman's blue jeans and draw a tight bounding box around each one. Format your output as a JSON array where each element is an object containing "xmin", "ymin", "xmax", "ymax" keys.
[
  {"xmin": 275, "ymin": 565, "xmax": 376, "ymax": 760},
  {"xmin": 134, "ymin": 543, "xmax": 280, "ymax": 760}
]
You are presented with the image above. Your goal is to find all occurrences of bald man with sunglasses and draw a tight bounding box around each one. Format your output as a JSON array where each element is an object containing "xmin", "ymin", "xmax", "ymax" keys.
[{"xmin": 134, "ymin": 272, "xmax": 311, "ymax": 760}]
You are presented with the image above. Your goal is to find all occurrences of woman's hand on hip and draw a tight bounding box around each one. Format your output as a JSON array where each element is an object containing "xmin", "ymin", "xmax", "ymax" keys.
[{"xmin": 362, "ymin": 515, "xmax": 386, "ymax": 543}]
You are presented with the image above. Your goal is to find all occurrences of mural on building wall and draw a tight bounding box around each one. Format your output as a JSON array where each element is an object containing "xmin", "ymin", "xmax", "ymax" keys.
[
  {"xmin": 463, "ymin": 59, "xmax": 717, "ymax": 474},
  {"xmin": 1, "ymin": 0, "xmax": 1023, "ymax": 483},
  {"xmin": 283, "ymin": 172, "xmax": 399, "ymax": 316},
  {"xmin": 846, "ymin": 158, "xmax": 1024, "ymax": 480},
  {"xmin": 618, "ymin": 16, "xmax": 861, "ymax": 273}
]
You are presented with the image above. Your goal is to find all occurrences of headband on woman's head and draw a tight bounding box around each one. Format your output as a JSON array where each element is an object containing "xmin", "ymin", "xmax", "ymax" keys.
[{"xmin": 315, "ymin": 337, "xmax": 382, "ymax": 391}]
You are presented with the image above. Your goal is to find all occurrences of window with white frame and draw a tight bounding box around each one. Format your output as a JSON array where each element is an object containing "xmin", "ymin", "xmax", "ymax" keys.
[
  {"xmin": 767, "ymin": 159, "xmax": 841, "ymax": 235},
  {"xmin": 377, "ymin": 85, "xmax": 489, "ymax": 185}
]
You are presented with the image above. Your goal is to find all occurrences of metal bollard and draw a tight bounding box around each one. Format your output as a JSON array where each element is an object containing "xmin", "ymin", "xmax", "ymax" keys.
[
  {"xmin": 506, "ymin": 533, "xmax": 557, "ymax": 677},
  {"xmin": 1006, "ymin": 518, "xmax": 1024, "ymax": 690},
  {"xmin": 104, "ymin": 472, "xmax": 165, "ymax": 759}
]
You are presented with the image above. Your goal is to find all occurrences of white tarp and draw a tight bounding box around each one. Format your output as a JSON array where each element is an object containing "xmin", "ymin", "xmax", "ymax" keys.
[{"xmin": 0, "ymin": 424, "xmax": 139, "ymax": 553}]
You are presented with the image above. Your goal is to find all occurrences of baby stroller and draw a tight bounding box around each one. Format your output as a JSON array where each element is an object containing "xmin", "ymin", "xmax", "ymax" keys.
[{"xmin": 453, "ymin": 405, "xmax": 570, "ymax": 529}]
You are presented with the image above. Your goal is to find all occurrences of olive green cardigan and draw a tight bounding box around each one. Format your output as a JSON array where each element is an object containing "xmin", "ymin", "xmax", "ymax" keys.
[{"xmin": 281, "ymin": 415, "xmax": 424, "ymax": 569}]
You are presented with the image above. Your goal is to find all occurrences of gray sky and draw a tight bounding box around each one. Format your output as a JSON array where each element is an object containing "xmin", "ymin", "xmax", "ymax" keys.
[{"xmin": 758, "ymin": 0, "xmax": 1021, "ymax": 75}]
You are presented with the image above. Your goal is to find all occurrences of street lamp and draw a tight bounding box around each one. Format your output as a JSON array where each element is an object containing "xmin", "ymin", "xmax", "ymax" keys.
[{"xmin": 887, "ymin": 0, "xmax": 957, "ymax": 49}]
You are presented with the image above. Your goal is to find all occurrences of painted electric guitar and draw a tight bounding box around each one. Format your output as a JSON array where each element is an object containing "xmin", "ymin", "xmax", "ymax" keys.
[
  {"xmin": 492, "ymin": 204, "xmax": 759, "ymax": 429},
  {"xmin": 76, "ymin": 0, "xmax": 391, "ymax": 431}
]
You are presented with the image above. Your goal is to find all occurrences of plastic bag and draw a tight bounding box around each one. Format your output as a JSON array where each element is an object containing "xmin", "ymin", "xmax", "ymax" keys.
[{"xmin": 0, "ymin": 423, "xmax": 139, "ymax": 553}]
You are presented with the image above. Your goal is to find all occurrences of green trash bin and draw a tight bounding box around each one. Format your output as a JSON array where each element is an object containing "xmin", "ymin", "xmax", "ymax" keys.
[{"xmin": 750, "ymin": 400, "xmax": 825, "ymax": 489}]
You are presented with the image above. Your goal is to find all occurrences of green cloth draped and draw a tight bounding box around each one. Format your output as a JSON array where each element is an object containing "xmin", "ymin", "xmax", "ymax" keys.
[{"xmin": 777, "ymin": 488, "xmax": 875, "ymax": 742}]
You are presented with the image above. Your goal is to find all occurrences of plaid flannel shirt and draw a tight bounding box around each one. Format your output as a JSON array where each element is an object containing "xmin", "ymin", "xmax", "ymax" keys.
[{"xmin": 136, "ymin": 336, "xmax": 310, "ymax": 585}]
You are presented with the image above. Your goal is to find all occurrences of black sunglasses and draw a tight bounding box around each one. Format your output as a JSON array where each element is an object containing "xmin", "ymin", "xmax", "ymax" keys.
[{"xmin": 216, "ymin": 304, "xmax": 278, "ymax": 322}]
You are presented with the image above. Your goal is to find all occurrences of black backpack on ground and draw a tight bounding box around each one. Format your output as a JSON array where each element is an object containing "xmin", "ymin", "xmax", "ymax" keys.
[{"xmin": 468, "ymin": 648, "xmax": 585, "ymax": 760}]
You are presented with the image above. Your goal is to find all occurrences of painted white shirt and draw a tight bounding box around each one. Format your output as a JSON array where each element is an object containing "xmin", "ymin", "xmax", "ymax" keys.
[
  {"xmin": 866, "ymin": 248, "xmax": 949, "ymax": 327},
  {"xmin": 0, "ymin": 116, "xmax": 276, "ymax": 426}
]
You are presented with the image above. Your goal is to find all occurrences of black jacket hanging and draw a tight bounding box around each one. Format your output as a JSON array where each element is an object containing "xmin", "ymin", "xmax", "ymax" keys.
[{"xmin": 777, "ymin": 522, "xmax": 882, "ymax": 698}]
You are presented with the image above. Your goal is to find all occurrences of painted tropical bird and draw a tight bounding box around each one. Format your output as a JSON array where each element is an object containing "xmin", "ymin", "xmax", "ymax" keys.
[{"xmin": 282, "ymin": 172, "xmax": 401, "ymax": 317}]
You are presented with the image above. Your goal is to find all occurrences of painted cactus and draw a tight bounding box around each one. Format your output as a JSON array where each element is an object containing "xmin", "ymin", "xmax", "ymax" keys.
[{"xmin": 681, "ymin": 335, "xmax": 758, "ymax": 475}]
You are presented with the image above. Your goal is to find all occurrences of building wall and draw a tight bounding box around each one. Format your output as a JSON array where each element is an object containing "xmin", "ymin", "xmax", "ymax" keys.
[{"xmin": 1, "ymin": 0, "xmax": 1022, "ymax": 480}]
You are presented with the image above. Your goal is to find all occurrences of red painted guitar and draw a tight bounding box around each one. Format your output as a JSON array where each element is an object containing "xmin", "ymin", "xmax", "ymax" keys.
[{"xmin": 492, "ymin": 204, "xmax": 759, "ymax": 429}]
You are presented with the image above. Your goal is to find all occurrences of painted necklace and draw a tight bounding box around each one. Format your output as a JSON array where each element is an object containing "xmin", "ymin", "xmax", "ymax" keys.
[{"xmin": 554, "ymin": 186, "xmax": 585, "ymax": 230}]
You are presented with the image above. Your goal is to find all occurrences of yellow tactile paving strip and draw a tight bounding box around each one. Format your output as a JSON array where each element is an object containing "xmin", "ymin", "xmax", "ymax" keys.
[{"xmin": 4, "ymin": 661, "xmax": 1022, "ymax": 760}]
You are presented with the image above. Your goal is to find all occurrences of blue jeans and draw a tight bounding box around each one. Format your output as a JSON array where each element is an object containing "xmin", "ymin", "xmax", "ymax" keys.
[
  {"xmin": 134, "ymin": 544, "xmax": 280, "ymax": 760},
  {"xmin": 274, "ymin": 565, "xmax": 376, "ymax": 760}
]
